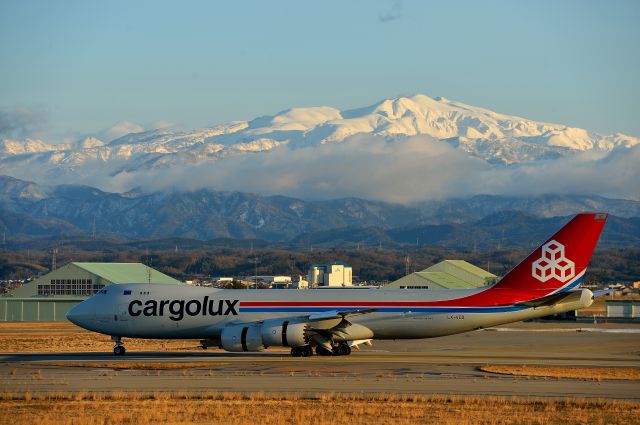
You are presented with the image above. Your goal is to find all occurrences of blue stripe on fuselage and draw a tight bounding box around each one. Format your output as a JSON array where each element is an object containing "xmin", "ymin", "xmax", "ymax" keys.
[
  {"xmin": 555, "ymin": 274, "xmax": 584, "ymax": 293},
  {"xmin": 239, "ymin": 306, "xmax": 527, "ymax": 313}
]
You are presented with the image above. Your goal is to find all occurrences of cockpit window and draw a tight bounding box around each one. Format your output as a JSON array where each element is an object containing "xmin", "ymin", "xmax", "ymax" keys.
[{"xmin": 98, "ymin": 289, "xmax": 107, "ymax": 294}]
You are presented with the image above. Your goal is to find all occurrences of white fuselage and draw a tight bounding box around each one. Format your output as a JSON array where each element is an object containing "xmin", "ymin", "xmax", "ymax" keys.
[{"xmin": 67, "ymin": 283, "xmax": 593, "ymax": 343}]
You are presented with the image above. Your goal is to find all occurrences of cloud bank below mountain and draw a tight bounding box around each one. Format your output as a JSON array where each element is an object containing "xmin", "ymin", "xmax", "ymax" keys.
[
  {"xmin": 102, "ymin": 135, "xmax": 639, "ymax": 203},
  {"xmin": 2, "ymin": 94, "xmax": 638, "ymax": 203}
]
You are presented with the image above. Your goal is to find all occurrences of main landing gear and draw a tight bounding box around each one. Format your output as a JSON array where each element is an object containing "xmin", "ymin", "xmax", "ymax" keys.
[
  {"xmin": 331, "ymin": 343, "xmax": 351, "ymax": 356},
  {"xmin": 112, "ymin": 336, "xmax": 126, "ymax": 356},
  {"xmin": 290, "ymin": 346, "xmax": 313, "ymax": 357},
  {"xmin": 290, "ymin": 343, "xmax": 352, "ymax": 357},
  {"xmin": 200, "ymin": 339, "xmax": 218, "ymax": 350}
]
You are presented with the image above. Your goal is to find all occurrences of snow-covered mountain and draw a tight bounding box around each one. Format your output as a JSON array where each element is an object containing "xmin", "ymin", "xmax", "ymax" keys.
[{"xmin": 0, "ymin": 94, "xmax": 638, "ymax": 182}]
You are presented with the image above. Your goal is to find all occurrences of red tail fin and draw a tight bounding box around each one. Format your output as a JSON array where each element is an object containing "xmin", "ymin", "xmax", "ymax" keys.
[
  {"xmin": 429, "ymin": 213, "xmax": 607, "ymax": 307},
  {"xmin": 491, "ymin": 213, "xmax": 607, "ymax": 300}
]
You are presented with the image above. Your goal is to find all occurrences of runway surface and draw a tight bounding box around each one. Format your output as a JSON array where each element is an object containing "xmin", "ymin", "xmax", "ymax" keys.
[{"xmin": 1, "ymin": 323, "xmax": 639, "ymax": 399}]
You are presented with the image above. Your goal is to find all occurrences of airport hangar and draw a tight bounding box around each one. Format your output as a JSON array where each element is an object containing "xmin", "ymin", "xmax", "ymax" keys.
[
  {"xmin": 0, "ymin": 262, "xmax": 181, "ymax": 321},
  {"xmin": 385, "ymin": 260, "xmax": 497, "ymax": 289}
]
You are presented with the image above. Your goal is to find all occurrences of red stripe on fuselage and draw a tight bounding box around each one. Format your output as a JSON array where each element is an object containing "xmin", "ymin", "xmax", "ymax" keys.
[
  {"xmin": 239, "ymin": 288, "xmax": 557, "ymax": 308},
  {"xmin": 242, "ymin": 301, "xmax": 452, "ymax": 307}
]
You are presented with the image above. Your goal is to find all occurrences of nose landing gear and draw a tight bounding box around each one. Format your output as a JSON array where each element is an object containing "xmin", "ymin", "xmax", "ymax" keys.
[{"xmin": 112, "ymin": 336, "xmax": 126, "ymax": 356}]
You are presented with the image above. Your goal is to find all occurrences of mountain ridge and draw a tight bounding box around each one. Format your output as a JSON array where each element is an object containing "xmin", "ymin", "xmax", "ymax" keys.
[
  {"xmin": 1, "ymin": 175, "xmax": 639, "ymax": 247},
  {"xmin": 0, "ymin": 94, "xmax": 637, "ymax": 186}
]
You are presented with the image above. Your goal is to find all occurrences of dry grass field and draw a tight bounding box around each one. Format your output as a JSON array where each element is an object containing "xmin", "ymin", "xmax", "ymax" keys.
[
  {"xmin": 0, "ymin": 322, "xmax": 298, "ymax": 354},
  {"xmin": 479, "ymin": 365, "xmax": 640, "ymax": 381},
  {"xmin": 0, "ymin": 322, "xmax": 204, "ymax": 352},
  {"xmin": 1, "ymin": 391, "xmax": 639, "ymax": 425},
  {"xmin": 36, "ymin": 361, "xmax": 232, "ymax": 370}
]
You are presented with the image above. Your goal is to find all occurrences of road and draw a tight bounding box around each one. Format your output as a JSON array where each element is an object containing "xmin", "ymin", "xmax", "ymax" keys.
[{"xmin": 1, "ymin": 324, "xmax": 638, "ymax": 399}]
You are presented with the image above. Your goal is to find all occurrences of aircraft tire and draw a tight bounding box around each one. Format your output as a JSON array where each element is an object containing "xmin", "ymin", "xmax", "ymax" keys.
[
  {"xmin": 113, "ymin": 345, "xmax": 126, "ymax": 356},
  {"xmin": 332, "ymin": 344, "xmax": 350, "ymax": 356},
  {"xmin": 316, "ymin": 346, "xmax": 332, "ymax": 356}
]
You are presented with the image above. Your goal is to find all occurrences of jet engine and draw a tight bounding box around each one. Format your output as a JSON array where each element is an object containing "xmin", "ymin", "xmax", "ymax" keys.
[
  {"xmin": 260, "ymin": 319, "xmax": 309, "ymax": 348},
  {"xmin": 220, "ymin": 319, "xmax": 309, "ymax": 352},
  {"xmin": 220, "ymin": 323, "xmax": 265, "ymax": 352}
]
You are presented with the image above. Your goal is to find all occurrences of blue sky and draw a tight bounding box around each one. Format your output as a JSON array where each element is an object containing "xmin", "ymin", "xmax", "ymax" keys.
[{"xmin": 1, "ymin": 0, "xmax": 639, "ymax": 142}]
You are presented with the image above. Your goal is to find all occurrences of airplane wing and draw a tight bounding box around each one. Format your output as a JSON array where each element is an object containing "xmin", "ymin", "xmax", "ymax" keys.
[
  {"xmin": 243, "ymin": 308, "xmax": 377, "ymax": 353},
  {"xmin": 225, "ymin": 308, "xmax": 376, "ymax": 349},
  {"xmin": 303, "ymin": 309, "xmax": 376, "ymax": 353},
  {"xmin": 308, "ymin": 308, "xmax": 376, "ymax": 322}
]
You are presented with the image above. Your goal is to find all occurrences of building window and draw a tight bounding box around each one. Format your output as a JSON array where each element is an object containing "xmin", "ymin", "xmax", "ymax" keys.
[{"xmin": 40, "ymin": 278, "xmax": 97, "ymax": 296}]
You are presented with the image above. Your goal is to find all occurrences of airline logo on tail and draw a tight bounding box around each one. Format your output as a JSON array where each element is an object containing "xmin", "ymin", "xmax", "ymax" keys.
[{"xmin": 531, "ymin": 240, "xmax": 575, "ymax": 283}]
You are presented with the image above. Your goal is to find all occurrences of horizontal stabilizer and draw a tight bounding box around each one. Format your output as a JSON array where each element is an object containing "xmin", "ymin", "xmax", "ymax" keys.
[
  {"xmin": 516, "ymin": 289, "xmax": 588, "ymax": 307},
  {"xmin": 592, "ymin": 289, "xmax": 614, "ymax": 298}
]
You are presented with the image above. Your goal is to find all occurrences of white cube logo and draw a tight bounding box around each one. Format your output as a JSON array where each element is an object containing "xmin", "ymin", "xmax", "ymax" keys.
[
  {"xmin": 532, "ymin": 258, "xmax": 553, "ymax": 282},
  {"xmin": 531, "ymin": 240, "xmax": 575, "ymax": 283},
  {"xmin": 543, "ymin": 241, "xmax": 563, "ymax": 262},
  {"xmin": 555, "ymin": 259, "xmax": 575, "ymax": 281}
]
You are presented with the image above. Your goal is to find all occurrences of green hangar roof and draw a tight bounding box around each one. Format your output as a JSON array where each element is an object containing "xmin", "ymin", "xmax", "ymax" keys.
[
  {"xmin": 5, "ymin": 262, "xmax": 181, "ymax": 298},
  {"xmin": 71, "ymin": 262, "xmax": 180, "ymax": 285},
  {"xmin": 435, "ymin": 260, "xmax": 496, "ymax": 279},
  {"xmin": 385, "ymin": 259, "xmax": 497, "ymax": 290}
]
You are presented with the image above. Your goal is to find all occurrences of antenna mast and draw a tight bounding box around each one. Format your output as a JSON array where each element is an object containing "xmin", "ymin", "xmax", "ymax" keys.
[
  {"xmin": 253, "ymin": 257, "xmax": 259, "ymax": 290},
  {"xmin": 51, "ymin": 247, "xmax": 58, "ymax": 271}
]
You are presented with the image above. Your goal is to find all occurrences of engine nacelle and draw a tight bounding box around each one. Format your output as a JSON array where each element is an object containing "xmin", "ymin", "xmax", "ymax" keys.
[
  {"xmin": 260, "ymin": 319, "xmax": 309, "ymax": 348},
  {"xmin": 284, "ymin": 322, "xmax": 309, "ymax": 347},
  {"xmin": 220, "ymin": 319, "xmax": 313, "ymax": 352},
  {"xmin": 220, "ymin": 323, "xmax": 265, "ymax": 352}
]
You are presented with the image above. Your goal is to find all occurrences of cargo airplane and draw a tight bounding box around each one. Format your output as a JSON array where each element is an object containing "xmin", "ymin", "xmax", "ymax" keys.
[{"xmin": 67, "ymin": 213, "xmax": 608, "ymax": 357}]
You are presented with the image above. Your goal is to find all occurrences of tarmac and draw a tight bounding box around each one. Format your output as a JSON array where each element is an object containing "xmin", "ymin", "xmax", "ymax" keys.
[{"xmin": 1, "ymin": 322, "xmax": 639, "ymax": 399}]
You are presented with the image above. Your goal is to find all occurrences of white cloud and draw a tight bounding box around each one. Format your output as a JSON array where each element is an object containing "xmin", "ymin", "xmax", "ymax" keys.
[
  {"xmin": 379, "ymin": 0, "xmax": 403, "ymax": 23},
  {"xmin": 0, "ymin": 106, "xmax": 48, "ymax": 139},
  {"xmin": 97, "ymin": 135, "xmax": 640, "ymax": 203}
]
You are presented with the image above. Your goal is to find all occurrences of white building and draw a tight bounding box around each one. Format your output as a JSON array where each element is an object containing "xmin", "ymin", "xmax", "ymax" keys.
[
  {"xmin": 247, "ymin": 276, "xmax": 293, "ymax": 289},
  {"xmin": 212, "ymin": 277, "xmax": 234, "ymax": 284},
  {"xmin": 291, "ymin": 276, "xmax": 309, "ymax": 289},
  {"xmin": 308, "ymin": 262, "xmax": 352, "ymax": 287},
  {"xmin": 254, "ymin": 276, "xmax": 292, "ymax": 284}
]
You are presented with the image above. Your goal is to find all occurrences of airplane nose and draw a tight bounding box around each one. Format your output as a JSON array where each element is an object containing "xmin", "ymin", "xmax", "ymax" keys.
[{"xmin": 66, "ymin": 300, "xmax": 94, "ymax": 327}]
